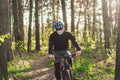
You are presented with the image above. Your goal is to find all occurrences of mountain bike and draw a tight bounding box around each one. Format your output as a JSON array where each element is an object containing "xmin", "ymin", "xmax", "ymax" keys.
[{"xmin": 56, "ymin": 54, "xmax": 76, "ymax": 80}]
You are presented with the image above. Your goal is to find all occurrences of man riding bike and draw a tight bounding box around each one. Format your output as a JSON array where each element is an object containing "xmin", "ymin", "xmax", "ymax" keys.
[{"xmin": 48, "ymin": 21, "xmax": 81, "ymax": 80}]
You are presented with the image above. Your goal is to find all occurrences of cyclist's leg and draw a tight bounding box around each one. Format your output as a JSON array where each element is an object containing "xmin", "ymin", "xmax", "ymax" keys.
[
  {"xmin": 64, "ymin": 51, "xmax": 72, "ymax": 66},
  {"xmin": 53, "ymin": 51, "xmax": 62, "ymax": 80},
  {"xmin": 64, "ymin": 51, "xmax": 73, "ymax": 80},
  {"xmin": 54, "ymin": 62, "xmax": 61, "ymax": 80}
]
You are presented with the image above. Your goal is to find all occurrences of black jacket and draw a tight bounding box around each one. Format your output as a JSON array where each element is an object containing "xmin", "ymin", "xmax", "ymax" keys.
[{"xmin": 48, "ymin": 31, "xmax": 81, "ymax": 54}]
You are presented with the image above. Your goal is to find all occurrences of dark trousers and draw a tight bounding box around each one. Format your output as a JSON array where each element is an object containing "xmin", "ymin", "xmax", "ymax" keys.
[{"xmin": 54, "ymin": 62, "xmax": 61, "ymax": 80}]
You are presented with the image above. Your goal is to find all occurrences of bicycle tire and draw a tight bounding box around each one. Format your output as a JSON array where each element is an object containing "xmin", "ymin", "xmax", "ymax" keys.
[
  {"xmin": 62, "ymin": 69, "xmax": 66, "ymax": 80},
  {"xmin": 65, "ymin": 69, "xmax": 73, "ymax": 80},
  {"xmin": 62, "ymin": 69, "xmax": 73, "ymax": 80}
]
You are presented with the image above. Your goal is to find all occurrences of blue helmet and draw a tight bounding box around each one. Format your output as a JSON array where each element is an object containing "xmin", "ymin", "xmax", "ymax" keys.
[{"xmin": 54, "ymin": 21, "xmax": 64, "ymax": 29}]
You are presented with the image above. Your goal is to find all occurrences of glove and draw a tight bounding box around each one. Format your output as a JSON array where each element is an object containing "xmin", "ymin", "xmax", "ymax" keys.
[
  {"xmin": 48, "ymin": 54, "xmax": 55, "ymax": 60},
  {"xmin": 76, "ymin": 51, "xmax": 81, "ymax": 56}
]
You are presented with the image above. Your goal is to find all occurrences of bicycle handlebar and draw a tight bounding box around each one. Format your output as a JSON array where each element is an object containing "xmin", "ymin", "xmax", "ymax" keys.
[{"xmin": 48, "ymin": 53, "xmax": 76, "ymax": 59}]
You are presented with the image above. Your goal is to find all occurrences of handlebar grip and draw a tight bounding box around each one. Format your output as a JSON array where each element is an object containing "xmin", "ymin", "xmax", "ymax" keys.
[{"xmin": 71, "ymin": 53, "xmax": 76, "ymax": 57}]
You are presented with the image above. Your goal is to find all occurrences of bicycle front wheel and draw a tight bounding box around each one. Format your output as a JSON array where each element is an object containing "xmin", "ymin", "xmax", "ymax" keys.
[{"xmin": 63, "ymin": 69, "xmax": 73, "ymax": 80}]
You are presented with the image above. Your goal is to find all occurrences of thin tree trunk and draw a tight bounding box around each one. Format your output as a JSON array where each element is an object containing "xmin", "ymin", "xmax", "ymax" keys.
[
  {"xmin": 92, "ymin": 0, "xmax": 96, "ymax": 41},
  {"xmin": 98, "ymin": 14, "xmax": 102, "ymax": 49},
  {"xmin": 61, "ymin": 0, "xmax": 67, "ymax": 30},
  {"xmin": 115, "ymin": 0, "xmax": 120, "ymax": 79},
  {"xmin": 52, "ymin": 0, "xmax": 55, "ymax": 24},
  {"xmin": 28, "ymin": 0, "xmax": 33, "ymax": 52},
  {"xmin": 7, "ymin": 0, "xmax": 13, "ymax": 61},
  {"xmin": 102, "ymin": 0, "xmax": 111, "ymax": 51},
  {"xmin": 12, "ymin": 0, "xmax": 19, "ymax": 43},
  {"xmin": 57, "ymin": 0, "xmax": 60, "ymax": 20},
  {"xmin": 83, "ymin": 1, "xmax": 88, "ymax": 42},
  {"xmin": 18, "ymin": 0, "xmax": 24, "ymax": 41},
  {"xmin": 41, "ymin": 2, "xmax": 44, "ymax": 45},
  {"xmin": 35, "ymin": 0, "xmax": 40, "ymax": 50},
  {"xmin": 71, "ymin": 0, "xmax": 74, "ymax": 32}
]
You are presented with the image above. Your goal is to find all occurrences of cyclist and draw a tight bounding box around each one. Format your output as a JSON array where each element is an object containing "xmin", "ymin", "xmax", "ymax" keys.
[{"xmin": 48, "ymin": 21, "xmax": 81, "ymax": 80}]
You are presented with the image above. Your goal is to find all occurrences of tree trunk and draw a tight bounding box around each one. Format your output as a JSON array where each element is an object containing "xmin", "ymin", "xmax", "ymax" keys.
[
  {"xmin": 27, "ymin": 0, "xmax": 33, "ymax": 52},
  {"xmin": 92, "ymin": 0, "xmax": 96, "ymax": 41},
  {"xmin": 7, "ymin": 0, "xmax": 13, "ymax": 61},
  {"xmin": 18, "ymin": 0, "xmax": 24, "ymax": 53},
  {"xmin": 0, "ymin": 0, "xmax": 10, "ymax": 79},
  {"xmin": 71, "ymin": 0, "xmax": 74, "ymax": 32},
  {"xmin": 61, "ymin": 0, "xmax": 67, "ymax": 30},
  {"xmin": 57, "ymin": 0, "xmax": 60, "ymax": 20},
  {"xmin": 35, "ymin": 0, "xmax": 40, "ymax": 50},
  {"xmin": 83, "ymin": 1, "xmax": 88, "ymax": 43},
  {"xmin": 12, "ymin": 0, "xmax": 19, "ymax": 43},
  {"xmin": 12, "ymin": 0, "xmax": 24, "ymax": 52},
  {"xmin": 76, "ymin": 1, "xmax": 82, "ymax": 38},
  {"xmin": 18, "ymin": 0, "xmax": 24, "ymax": 41},
  {"xmin": 115, "ymin": 0, "xmax": 120, "ymax": 79},
  {"xmin": 102, "ymin": 0, "xmax": 111, "ymax": 51},
  {"xmin": 52, "ymin": 0, "xmax": 55, "ymax": 24},
  {"xmin": 98, "ymin": 14, "xmax": 102, "ymax": 49}
]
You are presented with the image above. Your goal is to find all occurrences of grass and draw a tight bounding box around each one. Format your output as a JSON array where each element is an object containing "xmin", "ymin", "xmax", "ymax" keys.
[
  {"xmin": 8, "ymin": 59, "xmax": 33, "ymax": 79},
  {"xmin": 72, "ymin": 46, "xmax": 115, "ymax": 80}
]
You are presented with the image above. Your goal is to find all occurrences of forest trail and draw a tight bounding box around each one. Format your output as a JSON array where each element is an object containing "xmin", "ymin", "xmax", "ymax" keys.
[
  {"xmin": 24, "ymin": 53, "xmax": 56, "ymax": 80},
  {"xmin": 9, "ymin": 53, "xmax": 56, "ymax": 80}
]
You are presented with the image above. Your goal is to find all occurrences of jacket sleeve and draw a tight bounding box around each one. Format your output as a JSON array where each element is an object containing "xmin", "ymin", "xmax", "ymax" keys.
[
  {"xmin": 68, "ymin": 33, "xmax": 81, "ymax": 51},
  {"xmin": 48, "ymin": 34, "xmax": 54, "ymax": 54}
]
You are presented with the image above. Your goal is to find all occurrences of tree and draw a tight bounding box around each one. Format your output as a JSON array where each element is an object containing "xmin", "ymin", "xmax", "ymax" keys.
[
  {"xmin": 35, "ymin": 0, "xmax": 40, "ymax": 50},
  {"xmin": 52, "ymin": 0, "xmax": 55, "ymax": 24},
  {"xmin": 71, "ymin": 0, "xmax": 75, "ymax": 32},
  {"xmin": 83, "ymin": 0, "xmax": 88, "ymax": 42},
  {"xmin": 92, "ymin": 0, "xmax": 96, "ymax": 41},
  {"xmin": 61, "ymin": 0, "xmax": 67, "ymax": 30},
  {"xmin": 18, "ymin": 0, "xmax": 24, "ymax": 41},
  {"xmin": 102, "ymin": 0, "xmax": 111, "ymax": 51},
  {"xmin": 12, "ymin": 0, "xmax": 19, "ymax": 44},
  {"xmin": 57, "ymin": 0, "xmax": 60, "ymax": 20},
  {"xmin": 27, "ymin": 0, "xmax": 33, "ymax": 52},
  {"xmin": 7, "ymin": 0, "xmax": 13, "ymax": 61},
  {"xmin": 115, "ymin": 0, "xmax": 120, "ymax": 79},
  {"xmin": 0, "ymin": 0, "xmax": 10, "ymax": 79},
  {"xmin": 12, "ymin": 0, "xmax": 24, "ymax": 52}
]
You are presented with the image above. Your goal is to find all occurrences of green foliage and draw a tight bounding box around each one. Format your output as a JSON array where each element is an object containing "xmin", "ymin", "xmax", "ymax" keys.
[
  {"xmin": 8, "ymin": 60, "xmax": 33, "ymax": 78},
  {"xmin": 72, "ymin": 49, "xmax": 115, "ymax": 80},
  {"xmin": 72, "ymin": 57, "xmax": 94, "ymax": 78},
  {"xmin": 81, "ymin": 33, "xmax": 96, "ymax": 47},
  {"xmin": 47, "ymin": 59, "xmax": 54, "ymax": 67},
  {"xmin": 21, "ymin": 55, "xmax": 37, "ymax": 60},
  {"xmin": 82, "ymin": 47, "xmax": 93, "ymax": 53},
  {"xmin": 72, "ymin": 57, "xmax": 115, "ymax": 80},
  {"xmin": 40, "ymin": 28, "xmax": 53, "ymax": 47},
  {"xmin": 15, "ymin": 41, "xmax": 25, "ymax": 52},
  {"xmin": 0, "ymin": 33, "xmax": 10, "ymax": 46},
  {"xmin": 39, "ymin": 50, "xmax": 46, "ymax": 55}
]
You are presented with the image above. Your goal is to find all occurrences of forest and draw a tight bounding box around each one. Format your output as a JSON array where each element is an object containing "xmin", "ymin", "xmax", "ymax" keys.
[{"xmin": 0, "ymin": 0, "xmax": 120, "ymax": 80}]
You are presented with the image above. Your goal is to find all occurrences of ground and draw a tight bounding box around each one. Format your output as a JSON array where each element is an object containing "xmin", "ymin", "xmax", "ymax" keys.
[
  {"xmin": 9, "ymin": 53, "xmax": 56, "ymax": 80},
  {"xmin": 25, "ymin": 54, "xmax": 55, "ymax": 80}
]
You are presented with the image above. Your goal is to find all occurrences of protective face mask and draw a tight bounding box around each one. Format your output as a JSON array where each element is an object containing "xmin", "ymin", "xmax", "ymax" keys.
[{"xmin": 57, "ymin": 29, "xmax": 64, "ymax": 35}]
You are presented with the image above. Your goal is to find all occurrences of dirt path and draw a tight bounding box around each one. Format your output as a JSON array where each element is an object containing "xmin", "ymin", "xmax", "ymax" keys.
[{"xmin": 25, "ymin": 54, "xmax": 56, "ymax": 80}]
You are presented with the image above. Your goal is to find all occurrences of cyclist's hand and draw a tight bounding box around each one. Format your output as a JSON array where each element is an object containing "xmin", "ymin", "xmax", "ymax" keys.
[
  {"xmin": 76, "ymin": 51, "xmax": 81, "ymax": 56},
  {"xmin": 48, "ymin": 54, "xmax": 55, "ymax": 60}
]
